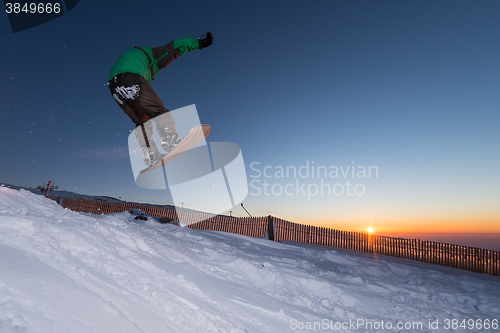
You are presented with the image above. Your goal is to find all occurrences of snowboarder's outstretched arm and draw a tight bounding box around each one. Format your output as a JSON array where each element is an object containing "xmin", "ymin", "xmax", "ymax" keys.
[
  {"xmin": 108, "ymin": 32, "xmax": 213, "ymax": 83},
  {"xmin": 153, "ymin": 38, "xmax": 198, "ymax": 70},
  {"xmin": 153, "ymin": 32, "xmax": 214, "ymax": 70}
]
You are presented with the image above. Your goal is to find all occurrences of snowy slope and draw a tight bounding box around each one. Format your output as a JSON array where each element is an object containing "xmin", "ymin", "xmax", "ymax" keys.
[{"xmin": 1, "ymin": 186, "xmax": 499, "ymax": 333}]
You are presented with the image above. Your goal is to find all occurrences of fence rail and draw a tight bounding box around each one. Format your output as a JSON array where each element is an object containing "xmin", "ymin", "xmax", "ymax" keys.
[{"xmin": 48, "ymin": 196, "xmax": 500, "ymax": 276}]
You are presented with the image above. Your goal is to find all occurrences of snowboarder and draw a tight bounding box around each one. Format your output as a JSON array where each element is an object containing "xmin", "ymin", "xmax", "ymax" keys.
[{"xmin": 108, "ymin": 32, "xmax": 214, "ymax": 167}]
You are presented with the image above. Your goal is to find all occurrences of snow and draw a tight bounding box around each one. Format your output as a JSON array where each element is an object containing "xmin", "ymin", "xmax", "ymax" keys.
[{"xmin": 1, "ymin": 186, "xmax": 499, "ymax": 332}]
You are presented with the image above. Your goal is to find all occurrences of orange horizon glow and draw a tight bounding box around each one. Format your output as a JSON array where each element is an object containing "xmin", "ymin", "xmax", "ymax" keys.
[
  {"xmin": 235, "ymin": 199, "xmax": 500, "ymax": 234},
  {"xmin": 288, "ymin": 216, "xmax": 500, "ymax": 234}
]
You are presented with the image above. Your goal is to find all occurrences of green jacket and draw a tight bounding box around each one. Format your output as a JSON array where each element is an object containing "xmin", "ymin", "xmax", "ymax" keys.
[{"xmin": 108, "ymin": 37, "xmax": 200, "ymax": 83}]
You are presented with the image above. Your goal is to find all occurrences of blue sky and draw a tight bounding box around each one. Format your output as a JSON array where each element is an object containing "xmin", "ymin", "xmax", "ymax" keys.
[{"xmin": 1, "ymin": 1, "xmax": 499, "ymax": 233}]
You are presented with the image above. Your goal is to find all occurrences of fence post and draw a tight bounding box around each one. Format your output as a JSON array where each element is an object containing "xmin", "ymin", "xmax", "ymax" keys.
[{"xmin": 266, "ymin": 215, "xmax": 274, "ymax": 241}]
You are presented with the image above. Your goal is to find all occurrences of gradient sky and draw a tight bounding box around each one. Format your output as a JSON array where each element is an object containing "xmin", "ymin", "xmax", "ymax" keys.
[{"xmin": 1, "ymin": 1, "xmax": 499, "ymax": 234}]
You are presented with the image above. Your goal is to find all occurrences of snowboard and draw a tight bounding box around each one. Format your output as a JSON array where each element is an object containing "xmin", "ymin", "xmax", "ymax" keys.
[{"xmin": 139, "ymin": 124, "xmax": 211, "ymax": 174}]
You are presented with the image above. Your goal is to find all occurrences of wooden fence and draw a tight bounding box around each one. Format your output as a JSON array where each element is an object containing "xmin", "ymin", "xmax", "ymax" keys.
[
  {"xmin": 273, "ymin": 217, "xmax": 500, "ymax": 276},
  {"xmin": 48, "ymin": 196, "xmax": 268, "ymax": 239},
  {"xmin": 49, "ymin": 196, "xmax": 500, "ymax": 276},
  {"xmin": 189, "ymin": 216, "xmax": 268, "ymax": 239}
]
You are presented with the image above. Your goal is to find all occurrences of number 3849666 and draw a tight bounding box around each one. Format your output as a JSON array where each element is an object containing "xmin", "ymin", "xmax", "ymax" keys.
[{"xmin": 6, "ymin": 3, "xmax": 61, "ymax": 14}]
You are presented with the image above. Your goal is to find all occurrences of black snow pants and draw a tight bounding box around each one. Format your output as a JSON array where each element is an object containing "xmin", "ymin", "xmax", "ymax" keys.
[{"xmin": 108, "ymin": 72, "xmax": 176, "ymax": 149}]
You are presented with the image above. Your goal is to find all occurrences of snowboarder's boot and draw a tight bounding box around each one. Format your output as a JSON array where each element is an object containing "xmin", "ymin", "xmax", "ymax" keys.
[
  {"xmin": 158, "ymin": 127, "xmax": 182, "ymax": 153},
  {"xmin": 141, "ymin": 146, "xmax": 166, "ymax": 167}
]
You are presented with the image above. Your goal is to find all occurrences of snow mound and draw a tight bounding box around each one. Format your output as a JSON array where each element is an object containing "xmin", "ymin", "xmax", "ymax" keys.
[{"xmin": 1, "ymin": 186, "xmax": 499, "ymax": 332}]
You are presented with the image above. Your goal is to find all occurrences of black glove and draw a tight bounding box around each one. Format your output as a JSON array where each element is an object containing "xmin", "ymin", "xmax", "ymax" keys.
[{"xmin": 198, "ymin": 32, "xmax": 213, "ymax": 49}]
